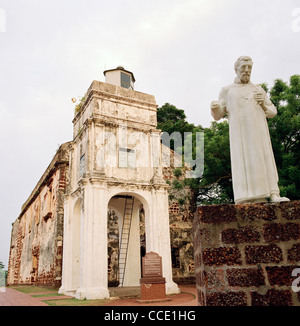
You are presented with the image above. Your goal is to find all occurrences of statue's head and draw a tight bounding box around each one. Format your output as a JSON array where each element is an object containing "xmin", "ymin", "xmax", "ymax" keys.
[{"xmin": 234, "ymin": 56, "xmax": 253, "ymax": 84}]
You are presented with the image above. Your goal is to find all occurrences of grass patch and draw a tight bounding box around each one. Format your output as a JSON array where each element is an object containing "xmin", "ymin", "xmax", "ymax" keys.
[
  {"xmin": 179, "ymin": 291, "xmax": 196, "ymax": 300},
  {"xmin": 10, "ymin": 286, "xmax": 58, "ymax": 294},
  {"xmin": 44, "ymin": 298, "xmax": 109, "ymax": 306},
  {"xmin": 10, "ymin": 285, "xmax": 109, "ymax": 306},
  {"xmin": 32, "ymin": 293, "xmax": 63, "ymax": 298}
]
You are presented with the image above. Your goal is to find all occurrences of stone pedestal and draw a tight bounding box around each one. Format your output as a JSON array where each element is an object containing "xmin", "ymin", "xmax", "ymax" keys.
[
  {"xmin": 138, "ymin": 252, "xmax": 169, "ymax": 302},
  {"xmin": 140, "ymin": 277, "xmax": 167, "ymax": 302},
  {"xmin": 193, "ymin": 201, "xmax": 300, "ymax": 306}
]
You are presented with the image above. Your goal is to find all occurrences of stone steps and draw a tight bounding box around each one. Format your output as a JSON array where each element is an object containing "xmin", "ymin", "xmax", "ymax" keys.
[{"xmin": 109, "ymin": 286, "xmax": 141, "ymax": 298}]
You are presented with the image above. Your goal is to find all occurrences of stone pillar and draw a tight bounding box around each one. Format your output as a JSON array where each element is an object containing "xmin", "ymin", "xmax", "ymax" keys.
[
  {"xmin": 59, "ymin": 195, "xmax": 74, "ymax": 295},
  {"xmin": 75, "ymin": 181, "xmax": 110, "ymax": 300},
  {"xmin": 193, "ymin": 201, "xmax": 300, "ymax": 306}
]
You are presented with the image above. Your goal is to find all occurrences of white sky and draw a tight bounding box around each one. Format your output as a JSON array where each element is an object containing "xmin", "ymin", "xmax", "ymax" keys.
[{"xmin": 0, "ymin": 0, "xmax": 299, "ymax": 268}]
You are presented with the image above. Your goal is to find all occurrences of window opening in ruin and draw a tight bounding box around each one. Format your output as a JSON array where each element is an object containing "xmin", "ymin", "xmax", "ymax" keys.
[
  {"xmin": 140, "ymin": 245, "xmax": 146, "ymax": 276},
  {"xmin": 43, "ymin": 182, "xmax": 53, "ymax": 221},
  {"xmin": 79, "ymin": 154, "xmax": 85, "ymax": 177},
  {"xmin": 119, "ymin": 148, "xmax": 136, "ymax": 169},
  {"xmin": 121, "ymin": 72, "xmax": 133, "ymax": 89},
  {"xmin": 31, "ymin": 254, "xmax": 38, "ymax": 283},
  {"xmin": 171, "ymin": 247, "xmax": 180, "ymax": 269}
]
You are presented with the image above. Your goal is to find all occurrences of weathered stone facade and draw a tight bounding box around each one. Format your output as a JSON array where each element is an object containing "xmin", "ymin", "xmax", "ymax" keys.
[
  {"xmin": 8, "ymin": 145, "xmax": 195, "ymax": 289},
  {"xmin": 7, "ymin": 78, "xmax": 195, "ymax": 292},
  {"xmin": 7, "ymin": 142, "xmax": 71, "ymax": 286},
  {"xmin": 163, "ymin": 163, "xmax": 196, "ymax": 284}
]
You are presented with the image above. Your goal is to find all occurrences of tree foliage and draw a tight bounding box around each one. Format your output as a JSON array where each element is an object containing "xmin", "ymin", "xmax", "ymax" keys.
[
  {"xmin": 157, "ymin": 103, "xmax": 198, "ymax": 136},
  {"xmin": 0, "ymin": 261, "xmax": 7, "ymax": 286},
  {"xmin": 198, "ymin": 121, "xmax": 233, "ymax": 204},
  {"xmin": 157, "ymin": 103, "xmax": 203, "ymax": 207},
  {"xmin": 157, "ymin": 102, "xmax": 204, "ymax": 170},
  {"xmin": 267, "ymin": 75, "xmax": 300, "ymax": 199}
]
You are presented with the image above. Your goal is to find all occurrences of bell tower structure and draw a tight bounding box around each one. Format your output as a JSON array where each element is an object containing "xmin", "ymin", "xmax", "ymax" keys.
[{"xmin": 59, "ymin": 67, "xmax": 179, "ymax": 299}]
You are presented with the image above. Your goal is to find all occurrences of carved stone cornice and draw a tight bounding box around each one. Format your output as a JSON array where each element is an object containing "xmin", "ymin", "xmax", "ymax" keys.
[
  {"xmin": 72, "ymin": 81, "xmax": 157, "ymax": 125},
  {"xmin": 69, "ymin": 186, "xmax": 82, "ymax": 198},
  {"xmin": 85, "ymin": 176, "xmax": 169, "ymax": 192},
  {"xmin": 89, "ymin": 115, "xmax": 155, "ymax": 133}
]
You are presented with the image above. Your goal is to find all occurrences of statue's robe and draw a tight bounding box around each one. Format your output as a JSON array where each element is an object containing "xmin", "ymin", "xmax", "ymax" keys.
[{"xmin": 212, "ymin": 79, "xmax": 279, "ymax": 204}]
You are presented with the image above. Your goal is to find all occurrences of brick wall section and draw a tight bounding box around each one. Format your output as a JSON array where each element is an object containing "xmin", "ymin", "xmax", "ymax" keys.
[
  {"xmin": 193, "ymin": 201, "xmax": 300, "ymax": 306},
  {"xmin": 140, "ymin": 282, "xmax": 167, "ymax": 302},
  {"xmin": 7, "ymin": 143, "xmax": 71, "ymax": 288}
]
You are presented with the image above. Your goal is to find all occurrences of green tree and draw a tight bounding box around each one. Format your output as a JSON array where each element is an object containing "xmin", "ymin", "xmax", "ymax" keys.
[
  {"xmin": 0, "ymin": 261, "xmax": 6, "ymax": 287},
  {"xmin": 267, "ymin": 75, "xmax": 300, "ymax": 199},
  {"xmin": 157, "ymin": 103, "xmax": 203, "ymax": 208},
  {"xmin": 157, "ymin": 102, "xmax": 204, "ymax": 168},
  {"xmin": 157, "ymin": 103, "xmax": 197, "ymax": 137},
  {"xmin": 197, "ymin": 121, "xmax": 233, "ymax": 204}
]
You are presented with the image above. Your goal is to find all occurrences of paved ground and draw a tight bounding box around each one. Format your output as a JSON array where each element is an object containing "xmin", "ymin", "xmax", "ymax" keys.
[
  {"xmin": 0, "ymin": 285, "xmax": 198, "ymax": 306},
  {"xmin": 104, "ymin": 285, "xmax": 198, "ymax": 306},
  {"xmin": 0, "ymin": 288, "xmax": 48, "ymax": 306}
]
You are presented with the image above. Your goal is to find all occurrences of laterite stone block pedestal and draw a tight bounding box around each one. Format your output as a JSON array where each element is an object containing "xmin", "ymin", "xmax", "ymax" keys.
[
  {"xmin": 138, "ymin": 252, "xmax": 169, "ymax": 303},
  {"xmin": 193, "ymin": 201, "xmax": 300, "ymax": 306},
  {"xmin": 140, "ymin": 277, "xmax": 167, "ymax": 302}
]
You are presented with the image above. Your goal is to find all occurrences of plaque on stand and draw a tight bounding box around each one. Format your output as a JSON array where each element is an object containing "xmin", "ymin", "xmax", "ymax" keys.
[{"xmin": 138, "ymin": 252, "xmax": 169, "ymax": 303}]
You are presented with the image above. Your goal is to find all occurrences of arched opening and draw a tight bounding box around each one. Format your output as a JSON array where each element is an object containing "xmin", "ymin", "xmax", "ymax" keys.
[
  {"xmin": 107, "ymin": 192, "xmax": 148, "ymax": 288},
  {"xmin": 72, "ymin": 198, "xmax": 81, "ymax": 291}
]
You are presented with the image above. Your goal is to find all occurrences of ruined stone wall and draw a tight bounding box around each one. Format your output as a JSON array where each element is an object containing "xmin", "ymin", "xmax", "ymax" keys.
[
  {"xmin": 193, "ymin": 201, "xmax": 300, "ymax": 306},
  {"xmin": 163, "ymin": 164, "xmax": 196, "ymax": 284},
  {"xmin": 107, "ymin": 209, "xmax": 120, "ymax": 286},
  {"xmin": 8, "ymin": 138, "xmax": 196, "ymax": 287},
  {"xmin": 7, "ymin": 143, "xmax": 70, "ymax": 287}
]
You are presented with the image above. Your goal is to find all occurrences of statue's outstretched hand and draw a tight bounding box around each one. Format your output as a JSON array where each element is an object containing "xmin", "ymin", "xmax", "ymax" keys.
[
  {"xmin": 253, "ymin": 92, "xmax": 266, "ymax": 111},
  {"xmin": 211, "ymin": 101, "xmax": 221, "ymax": 111}
]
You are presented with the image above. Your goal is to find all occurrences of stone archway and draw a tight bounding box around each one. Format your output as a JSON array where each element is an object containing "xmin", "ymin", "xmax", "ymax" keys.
[
  {"xmin": 60, "ymin": 183, "xmax": 179, "ymax": 299},
  {"xmin": 108, "ymin": 192, "xmax": 148, "ymax": 288}
]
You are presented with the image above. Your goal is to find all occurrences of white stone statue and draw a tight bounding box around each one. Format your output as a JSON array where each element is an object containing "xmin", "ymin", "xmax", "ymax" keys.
[{"xmin": 211, "ymin": 56, "xmax": 290, "ymax": 204}]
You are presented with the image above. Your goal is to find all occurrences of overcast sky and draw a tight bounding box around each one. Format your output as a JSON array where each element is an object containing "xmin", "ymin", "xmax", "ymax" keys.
[{"xmin": 0, "ymin": 0, "xmax": 299, "ymax": 268}]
